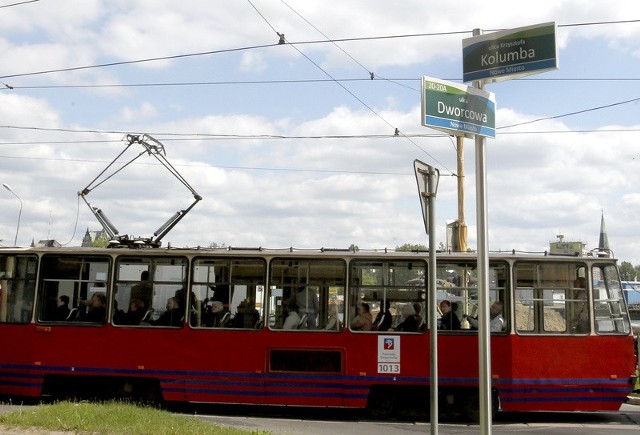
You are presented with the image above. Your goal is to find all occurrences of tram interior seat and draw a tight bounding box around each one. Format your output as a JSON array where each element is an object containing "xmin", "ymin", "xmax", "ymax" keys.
[
  {"xmin": 66, "ymin": 308, "xmax": 78, "ymax": 321},
  {"xmin": 141, "ymin": 309, "xmax": 153, "ymax": 323},
  {"xmin": 220, "ymin": 311, "xmax": 230, "ymax": 327}
]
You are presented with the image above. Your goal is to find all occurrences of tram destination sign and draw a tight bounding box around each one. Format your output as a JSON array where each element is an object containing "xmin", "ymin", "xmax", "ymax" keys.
[
  {"xmin": 421, "ymin": 76, "xmax": 495, "ymax": 138},
  {"xmin": 462, "ymin": 21, "xmax": 558, "ymax": 83}
]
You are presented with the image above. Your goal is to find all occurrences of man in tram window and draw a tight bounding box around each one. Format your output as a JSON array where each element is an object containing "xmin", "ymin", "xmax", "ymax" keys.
[
  {"xmin": 372, "ymin": 300, "xmax": 392, "ymax": 331},
  {"xmin": 569, "ymin": 277, "xmax": 589, "ymax": 333},
  {"xmin": 464, "ymin": 301, "xmax": 505, "ymax": 332},
  {"xmin": 292, "ymin": 281, "xmax": 319, "ymax": 329},
  {"xmin": 84, "ymin": 292, "xmax": 107, "ymax": 322},
  {"xmin": 229, "ymin": 299, "xmax": 260, "ymax": 329},
  {"xmin": 203, "ymin": 300, "xmax": 229, "ymax": 327},
  {"xmin": 325, "ymin": 303, "xmax": 341, "ymax": 331},
  {"xmin": 395, "ymin": 303, "xmax": 419, "ymax": 332},
  {"xmin": 55, "ymin": 295, "xmax": 71, "ymax": 320},
  {"xmin": 131, "ymin": 270, "xmax": 153, "ymax": 311}
]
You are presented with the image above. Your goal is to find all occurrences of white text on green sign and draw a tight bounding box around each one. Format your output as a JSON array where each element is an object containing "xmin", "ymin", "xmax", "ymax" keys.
[
  {"xmin": 421, "ymin": 77, "xmax": 496, "ymax": 138},
  {"xmin": 462, "ymin": 22, "xmax": 558, "ymax": 83}
]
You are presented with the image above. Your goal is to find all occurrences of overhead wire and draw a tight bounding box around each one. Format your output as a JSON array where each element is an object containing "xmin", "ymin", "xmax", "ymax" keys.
[
  {"xmin": 247, "ymin": 0, "xmax": 454, "ymax": 174},
  {"xmin": 2, "ymin": 18, "xmax": 639, "ymax": 81},
  {"xmin": 0, "ymin": 0, "xmax": 39, "ymax": 8}
]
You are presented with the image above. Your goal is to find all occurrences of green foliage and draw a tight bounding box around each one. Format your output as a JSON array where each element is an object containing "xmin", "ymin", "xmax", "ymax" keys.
[
  {"xmin": 209, "ymin": 242, "xmax": 227, "ymax": 249},
  {"xmin": 0, "ymin": 401, "xmax": 268, "ymax": 435},
  {"xmin": 619, "ymin": 261, "xmax": 638, "ymax": 281},
  {"xmin": 395, "ymin": 243, "xmax": 428, "ymax": 252},
  {"xmin": 91, "ymin": 239, "xmax": 110, "ymax": 248}
]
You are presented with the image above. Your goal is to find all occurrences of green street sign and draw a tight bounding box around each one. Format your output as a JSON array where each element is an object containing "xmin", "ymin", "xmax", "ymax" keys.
[
  {"xmin": 463, "ymin": 22, "xmax": 558, "ymax": 83},
  {"xmin": 421, "ymin": 76, "xmax": 496, "ymax": 138}
]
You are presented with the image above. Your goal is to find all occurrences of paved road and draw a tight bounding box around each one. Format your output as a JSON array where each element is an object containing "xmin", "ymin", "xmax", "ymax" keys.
[
  {"xmin": 1, "ymin": 402, "xmax": 639, "ymax": 434},
  {"xmin": 191, "ymin": 403, "xmax": 640, "ymax": 435}
]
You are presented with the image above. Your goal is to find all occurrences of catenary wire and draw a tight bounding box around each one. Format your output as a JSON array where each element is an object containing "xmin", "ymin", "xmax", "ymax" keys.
[
  {"xmin": 2, "ymin": 19, "xmax": 639, "ymax": 80},
  {"xmin": 246, "ymin": 0, "xmax": 454, "ymax": 174}
]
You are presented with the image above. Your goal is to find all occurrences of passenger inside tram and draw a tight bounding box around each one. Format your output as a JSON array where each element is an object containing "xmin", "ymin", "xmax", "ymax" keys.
[
  {"xmin": 394, "ymin": 303, "xmax": 418, "ymax": 332},
  {"xmin": 325, "ymin": 303, "xmax": 340, "ymax": 330},
  {"xmin": 350, "ymin": 302, "xmax": 373, "ymax": 331},
  {"xmin": 372, "ymin": 300, "xmax": 392, "ymax": 331},
  {"xmin": 439, "ymin": 299, "xmax": 461, "ymax": 330},
  {"xmin": 283, "ymin": 301, "xmax": 301, "ymax": 329}
]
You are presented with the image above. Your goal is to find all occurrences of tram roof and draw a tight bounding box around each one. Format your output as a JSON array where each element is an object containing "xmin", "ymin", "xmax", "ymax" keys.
[{"xmin": 0, "ymin": 245, "xmax": 617, "ymax": 263}]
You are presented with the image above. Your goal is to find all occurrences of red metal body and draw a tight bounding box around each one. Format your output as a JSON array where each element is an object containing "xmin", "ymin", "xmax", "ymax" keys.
[{"xmin": 0, "ymin": 249, "xmax": 635, "ymax": 416}]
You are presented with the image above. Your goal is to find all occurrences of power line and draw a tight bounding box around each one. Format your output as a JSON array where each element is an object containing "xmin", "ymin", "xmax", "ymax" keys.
[
  {"xmin": 497, "ymin": 96, "xmax": 640, "ymax": 129},
  {"xmin": 0, "ymin": 153, "xmax": 421, "ymax": 176},
  {"xmin": 0, "ymin": 0, "xmax": 39, "ymax": 8},
  {"xmin": 3, "ymin": 76, "xmax": 640, "ymax": 91},
  {"xmin": 1, "ymin": 126, "xmax": 639, "ymax": 149},
  {"xmin": 245, "ymin": 0, "xmax": 453, "ymax": 174},
  {"xmin": 2, "ymin": 19, "xmax": 639, "ymax": 81}
]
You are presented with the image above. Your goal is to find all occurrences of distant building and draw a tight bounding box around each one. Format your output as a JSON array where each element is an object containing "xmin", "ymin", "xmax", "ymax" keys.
[
  {"xmin": 597, "ymin": 211, "xmax": 611, "ymax": 257},
  {"xmin": 549, "ymin": 234, "xmax": 586, "ymax": 256},
  {"xmin": 81, "ymin": 228, "xmax": 109, "ymax": 247},
  {"xmin": 30, "ymin": 239, "xmax": 61, "ymax": 248},
  {"xmin": 548, "ymin": 212, "xmax": 612, "ymax": 258}
]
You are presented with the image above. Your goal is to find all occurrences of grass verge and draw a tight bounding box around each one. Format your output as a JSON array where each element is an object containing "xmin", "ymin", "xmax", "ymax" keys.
[{"xmin": 0, "ymin": 401, "xmax": 269, "ymax": 435}]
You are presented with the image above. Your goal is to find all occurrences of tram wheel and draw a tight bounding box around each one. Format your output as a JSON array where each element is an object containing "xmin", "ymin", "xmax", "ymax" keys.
[
  {"xmin": 461, "ymin": 391, "xmax": 480, "ymax": 422},
  {"xmin": 365, "ymin": 387, "xmax": 397, "ymax": 420},
  {"xmin": 461, "ymin": 390, "xmax": 499, "ymax": 422}
]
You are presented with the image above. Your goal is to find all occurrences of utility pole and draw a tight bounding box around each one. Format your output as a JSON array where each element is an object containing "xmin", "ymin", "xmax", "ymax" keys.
[{"xmin": 456, "ymin": 136, "xmax": 468, "ymax": 252}]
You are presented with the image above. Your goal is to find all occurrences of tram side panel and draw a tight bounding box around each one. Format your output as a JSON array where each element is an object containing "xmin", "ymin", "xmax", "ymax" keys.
[{"xmin": 504, "ymin": 335, "xmax": 635, "ymax": 412}]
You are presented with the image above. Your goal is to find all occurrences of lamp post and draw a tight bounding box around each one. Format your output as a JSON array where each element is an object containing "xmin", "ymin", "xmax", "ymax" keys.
[{"xmin": 3, "ymin": 183, "xmax": 22, "ymax": 246}]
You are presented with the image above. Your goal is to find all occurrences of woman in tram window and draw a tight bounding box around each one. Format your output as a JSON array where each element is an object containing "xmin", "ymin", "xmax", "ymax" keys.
[
  {"xmin": 350, "ymin": 302, "xmax": 373, "ymax": 331},
  {"xmin": 439, "ymin": 299, "xmax": 461, "ymax": 330}
]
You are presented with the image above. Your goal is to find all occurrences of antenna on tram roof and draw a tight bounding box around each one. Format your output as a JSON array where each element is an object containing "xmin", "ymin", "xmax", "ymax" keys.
[{"xmin": 78, "ymin": 134, "xmax": 203, "ymax": 248}]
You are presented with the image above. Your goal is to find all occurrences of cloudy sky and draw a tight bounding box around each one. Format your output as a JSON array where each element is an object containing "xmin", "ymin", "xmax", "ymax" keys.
[{"xmin": 1, "ymin": 0, "xmax": 640, "ymax": 265}]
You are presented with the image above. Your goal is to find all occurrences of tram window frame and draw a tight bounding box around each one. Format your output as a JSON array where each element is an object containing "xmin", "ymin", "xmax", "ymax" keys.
[
  {"xmin": 189, "ymin": 256, "xmax": 267, "ymax": 329},
  {"xmin": 0, "ymin": 254, "xmax": 37, "ymax": 324},
  {"xmin": 592, "ymin": 263, "xmax": 631, "ymax": 335},
  {"xmin": 514, "ymin": 261, "xmax": 589, "ymax": 335},
  {"xmin": 436, "ymin": 261, "xmax": 508, "ymax": 334},
  {"xmin": 37, "ymin": 254, "xmax": 111, "ymax": 324},
  {"xmin": 349, "ymin": 259, "xmax": 427, "ymax": 333},
  {"xmin": 267, "ymin": 258, "xmax": 346, "ymax": 332},
  {"xmin": 113, "ymin": 256, "xmax": 187, "ymax": 328}
]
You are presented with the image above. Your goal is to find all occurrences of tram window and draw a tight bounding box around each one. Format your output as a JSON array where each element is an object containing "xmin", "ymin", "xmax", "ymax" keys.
[
  {"xmin": 436, "ymin": 261, "xmax": 508, "ymax": 333},
  {"xmin": 114, "ymin": 256, "xmax": 187, "ymax": 327},
  {"xmin": 268, "ymin": 258, "xmax": 345, "ymax": 331},
  {"xmin": 350, "ymin": 260, "xmax": 426, "ymax": 333},
  {"xmin": 592, "ymin": 264, "xmax": 630, "ymax": 334},
  {"xmin": 514, "ymin": 262, "xmax": 588, "ymax": 334},
  {"xmin": 190, "ymin": 257, "xmax": 266, "ymax": 329},
  {"xmin": 0, "ymin": 255, "xmax": 37, "ymax": 324},
  {"xmin": 37, "ymin": 255, "xmax": 110, "ymax": 324}
]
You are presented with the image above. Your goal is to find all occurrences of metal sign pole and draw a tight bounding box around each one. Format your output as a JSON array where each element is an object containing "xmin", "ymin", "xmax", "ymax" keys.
[
  {"xmin": 473, "ymin": 27, "xmax": 493, "ymax": 435},
  {"xmin": 427, "ymin": 165, "xmax": 438, "ymax": 435},
  {"xmin": 413, "ymin": 160, "xmax": 439, "ymax": 434}
]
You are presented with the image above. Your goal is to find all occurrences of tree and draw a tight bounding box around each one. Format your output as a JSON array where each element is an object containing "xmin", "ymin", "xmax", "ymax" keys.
[
  {"xmin": 209, "ymin": 242, "xmax": 227, "ymax": 249},
  {"xmin": 619, "ymin": 261, "xmax": 637, "ymax": 281},
  {"xmin": 395, "ymin": 243, "xmax": 428, "ymax": 252}
]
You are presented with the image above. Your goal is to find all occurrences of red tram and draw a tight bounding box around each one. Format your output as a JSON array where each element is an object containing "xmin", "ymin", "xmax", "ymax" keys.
[{"xmin": 0, "ymin": 247, "xmax": 635, "ymax": 419}]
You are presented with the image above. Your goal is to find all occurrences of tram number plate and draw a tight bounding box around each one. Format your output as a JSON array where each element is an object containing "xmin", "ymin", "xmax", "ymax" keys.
[{"xmin": 377, "ymin": 363, "xmax": 400, "ymax": 374}]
